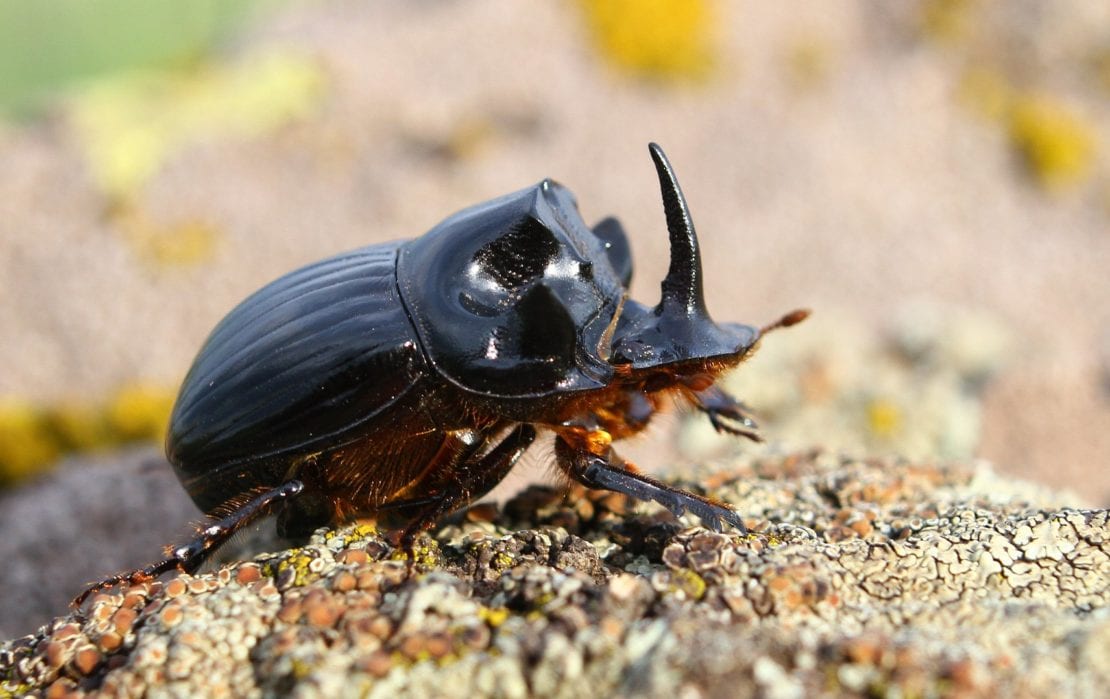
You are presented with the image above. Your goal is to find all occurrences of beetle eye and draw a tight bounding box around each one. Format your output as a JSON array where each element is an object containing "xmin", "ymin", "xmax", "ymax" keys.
[{"xmin": 472, "ymin": 217, "xmax": 559, "ymax": 290}]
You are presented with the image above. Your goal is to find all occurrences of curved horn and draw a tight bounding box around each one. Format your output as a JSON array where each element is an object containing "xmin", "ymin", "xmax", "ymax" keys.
[{"xmin": 649, "ymin": 143, "xmax": 708, "ymax": 318}]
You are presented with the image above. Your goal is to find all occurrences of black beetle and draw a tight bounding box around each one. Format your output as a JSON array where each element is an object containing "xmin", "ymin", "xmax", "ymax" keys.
[{"xmin": 76, "ymin": 143, "xmax": 807, "ymax": 604}]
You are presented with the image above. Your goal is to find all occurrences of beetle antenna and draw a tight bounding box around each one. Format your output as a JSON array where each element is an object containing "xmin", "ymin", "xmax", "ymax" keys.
[
  {"xmin": 760, "ymin": 308, "xmax": 811, "ymax": 335},
  {"xmin": 649, "ymin": 143, "xmax": 708, "ymax": 319}
]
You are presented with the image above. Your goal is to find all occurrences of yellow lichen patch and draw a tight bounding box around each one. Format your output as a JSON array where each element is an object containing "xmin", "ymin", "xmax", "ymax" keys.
[
  {"xmin": 478, "ymin": 606, "xmax": 510, "ymax": 628},
  {"xmin": 866, "ymin": 398, "xmax": 903, "ymax": 439},
  {"xmin": 668, "ymin": 568, "xmax": 707, "ymax": 601},
  {"xmin": 69, "ymin": 50, "xmax": 326, "ymax": 199},
  {"xmin": 0, "ymin": 399, "xmax": 59, "ymax": 485},
  {"xmin": 389, "ymin": 539, "xmax": 439, "ymax": 568},
  {"xmin": 0, "ymin": 683, "xmax": 34, "ymax": 699},
  {"xmin": 577, "ymin": 0, "xmax": 721, "ymax": 82},
  {"xmin": 106, "ymin": 383, "xmax": 176, "ymax": 443},
  {"xmin": 276, "ymin": 550, "xmax": 320, "ymax": 588},
  {"xmin": 1006, "ymin": 95, "xmax": 1098, "ymax": 191}
]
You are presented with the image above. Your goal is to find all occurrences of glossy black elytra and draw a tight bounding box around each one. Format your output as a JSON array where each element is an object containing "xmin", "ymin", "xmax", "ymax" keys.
[{"xmin": 75, "ymin": 143, "xmax": 808, "ymax": 605}]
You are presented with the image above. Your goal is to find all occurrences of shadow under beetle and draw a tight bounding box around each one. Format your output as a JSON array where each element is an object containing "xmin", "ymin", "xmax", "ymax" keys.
[{"xmin": 75, "ymin": 143, "xmax": 808, "ymax": 604}]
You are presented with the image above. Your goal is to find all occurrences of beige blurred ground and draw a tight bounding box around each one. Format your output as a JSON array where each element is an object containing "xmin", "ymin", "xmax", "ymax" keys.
[{"xmin": 1, "ymin": 1, "xmax": 1109, "ymax": 500}]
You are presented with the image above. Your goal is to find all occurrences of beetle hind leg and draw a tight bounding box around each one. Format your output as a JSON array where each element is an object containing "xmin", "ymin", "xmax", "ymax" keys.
[
  {"xmin": 554, "ymin": 432, "xmax": 746, "ymax": 533},
  {"xmin": 73, "ymin": 480, "xmax": 304, "ymax": 606}
]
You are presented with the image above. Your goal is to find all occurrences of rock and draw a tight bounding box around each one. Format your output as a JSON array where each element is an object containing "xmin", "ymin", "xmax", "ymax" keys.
[{"xmin": 1, "ymin": 451, "xmax": 1106, "ymax": 697}]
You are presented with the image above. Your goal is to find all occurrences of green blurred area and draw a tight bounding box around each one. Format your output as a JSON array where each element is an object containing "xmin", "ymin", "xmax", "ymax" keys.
[{"xmin": 0, "ymin": 0, "xmax": 283, "ymax": 117}]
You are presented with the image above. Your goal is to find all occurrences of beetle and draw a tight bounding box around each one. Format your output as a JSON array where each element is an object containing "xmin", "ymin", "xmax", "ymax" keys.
[{"xmin": 75, "ymin": 143, "xmax": 807, "ymax": 604}]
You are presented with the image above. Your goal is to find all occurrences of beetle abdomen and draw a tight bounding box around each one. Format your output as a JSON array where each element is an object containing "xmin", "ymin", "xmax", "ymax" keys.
[{"xmin": 167, "ymin": 243, "xmax": 424, "ymax": 513}]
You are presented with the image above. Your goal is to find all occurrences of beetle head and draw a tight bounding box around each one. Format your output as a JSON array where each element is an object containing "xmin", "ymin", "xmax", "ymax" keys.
[
  {"xmin": 397, "ymin": 179, "xmax": 629, "ymax": 398},
  {"xmin": 609, "ymin": 144, "xmax": 760, "ymax": 371}
]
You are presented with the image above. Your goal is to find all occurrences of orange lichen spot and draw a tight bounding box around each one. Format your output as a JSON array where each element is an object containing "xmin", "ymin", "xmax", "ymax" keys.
[{"xmin": 578, "ymin": 0, "xmax": 721, "ymax": 81}]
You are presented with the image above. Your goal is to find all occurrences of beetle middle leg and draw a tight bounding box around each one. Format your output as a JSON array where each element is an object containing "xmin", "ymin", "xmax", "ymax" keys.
[
  {"xmin": 74, "ymin": 480, "xmax": 304, "ymax": 606},
  {"xmin": 687, "ymin": 384, "xmax": 762, "ymax": 442},
  {"xmin": 553, "ymin": 429, "xmax": 746, "ymax": 533},
  {"xmin": 395, "ymin": 424, "xmax": 538, "ymax": 555}
]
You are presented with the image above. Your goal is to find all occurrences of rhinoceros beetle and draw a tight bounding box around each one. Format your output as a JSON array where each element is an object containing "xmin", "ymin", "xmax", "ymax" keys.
[{"xmin": 75, "ymin": 143, "xmax": 807, "ymax": 604}]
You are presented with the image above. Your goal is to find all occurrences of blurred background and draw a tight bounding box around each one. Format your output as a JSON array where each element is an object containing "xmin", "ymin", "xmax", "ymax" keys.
[{"xmin": 2, "ymin": 0, "xmax": 1109, "ymax": 636}]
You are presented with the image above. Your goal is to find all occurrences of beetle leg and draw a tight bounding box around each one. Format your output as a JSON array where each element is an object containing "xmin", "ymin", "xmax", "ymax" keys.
[
  {"xmin": 688, "ymin": 385, "xmax": 763, "ymax": 442},
  {"xmin": 73, "ymin": 480, "xmax": 304, "ymax": 606},
  {"xmin": 397, "ymin": 424, "xmax": 538, "ymax": 557},
  {"xmin": 553, "ymin": 433, "xmax": 746, "ymax": 533}
]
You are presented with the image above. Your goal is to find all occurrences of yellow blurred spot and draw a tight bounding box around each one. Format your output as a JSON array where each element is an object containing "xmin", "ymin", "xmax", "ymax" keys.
[
  {"xmin": 0, "ymin": 400, "xmax": 59, "ymax": 485},
  {"xmin": 71, "ymin": 51, "xmax": 326, "ymax": 199},
  {"xmin": 957, "ymin": 68, "xmax": 1013, "ymax": 122},
  {"xmin": 866, "ymin": 399, "xmax": 902, "ymax": 438},
  {"xmin": 118, "ymin": 206, "xmax": 223, "ymax": 268},
  {"xmin": 106, "ymin": 383, "xmax": 176, "ymax": 443},
  {"xmin": 920, "ymin": 0, "xmax": 978, "ymax": 44},
  {"xmin": 1093, "ymin": 49, "xmax": 1110, "ymax": 95},
  {"xmin": 578, "ymin": 0, "xmax": 721, "ymax": 81},
  {"xmin": 45, "ymin": 402, "xmax": 113, "ymax": 452},
  {"xmin": 784, "ymin": 36, "xmax": 833, "ymax": 92},
  {"xmin": 1007, "ymin": 95, "xmax": 1097, "ymax": 191}
]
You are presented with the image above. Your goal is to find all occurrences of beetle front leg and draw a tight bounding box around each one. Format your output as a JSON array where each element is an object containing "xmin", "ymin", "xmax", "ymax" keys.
[
  {"xmin": 553, "ymin": 430, "xmax": 746, "ymax": 533},
  {"xmin": 73, "ymin": 480, "xmax": 304, "ymax": 606}
]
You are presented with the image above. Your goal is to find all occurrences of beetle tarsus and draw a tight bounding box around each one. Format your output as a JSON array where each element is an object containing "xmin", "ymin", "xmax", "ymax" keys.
[{"xmin": 554, "ymin": 436, "xmax": 747, "ymax": 534}]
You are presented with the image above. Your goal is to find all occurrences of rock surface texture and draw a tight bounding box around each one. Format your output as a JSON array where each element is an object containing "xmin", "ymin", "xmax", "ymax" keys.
[{"xmin": 2, "ymin": 452, "xmax": 1107, "ymax": 698}]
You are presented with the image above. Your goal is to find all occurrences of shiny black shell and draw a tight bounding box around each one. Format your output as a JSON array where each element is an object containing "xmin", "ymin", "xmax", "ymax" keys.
[{"xmin": 167, "ymin": 180, "xmax": 629, "ymax": 513}]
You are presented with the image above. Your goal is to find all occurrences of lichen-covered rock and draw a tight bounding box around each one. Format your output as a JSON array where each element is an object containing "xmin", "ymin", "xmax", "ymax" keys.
[{"xmin": 2, "ymin": 452, "xmax": 1106, "ymax": 698}]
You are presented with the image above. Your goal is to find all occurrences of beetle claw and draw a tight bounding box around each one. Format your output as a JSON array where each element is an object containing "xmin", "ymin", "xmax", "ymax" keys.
[{"xmin": 73, "ymin": 558, "xmax": 181, "ymax": 607}]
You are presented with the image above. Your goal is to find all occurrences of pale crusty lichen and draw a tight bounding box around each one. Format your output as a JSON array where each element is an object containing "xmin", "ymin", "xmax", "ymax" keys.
[{"xmin": 1, "ymin": 452, "xmax": 1106, "ymax": 697}]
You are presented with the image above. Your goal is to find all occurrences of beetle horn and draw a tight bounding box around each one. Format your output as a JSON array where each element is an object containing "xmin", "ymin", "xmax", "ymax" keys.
[{"xmin": 649, "ymin": 143, "xmax": 708, "ymax": 319}]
